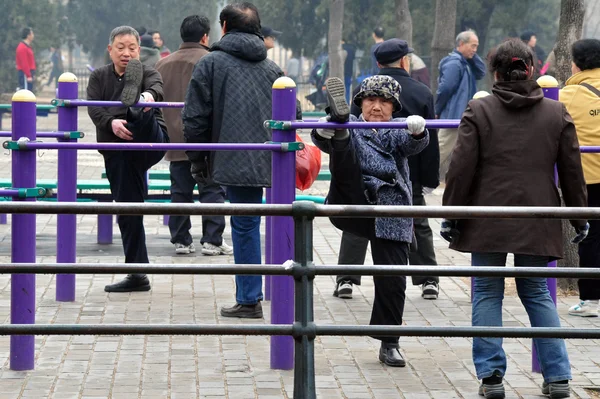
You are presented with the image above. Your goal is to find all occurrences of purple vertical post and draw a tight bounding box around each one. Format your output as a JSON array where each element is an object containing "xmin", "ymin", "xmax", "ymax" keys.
[
  {"xmin": 11, "ymin": 89, "xmax": 37, "ymax": 370},
  {"xmin": 0, "ymin": 214, "xmax": 7, "ymax": 224},
  {"xmin": 531, "ymin": 75, "xmax": 560, "ymax": 373},
  {"xmin": 56, "ymin": 73, "xmax": 78, "ymax": 302},
  {"xmin": 270, "ymin": 77, "xmax": 297, "ymax": 370},
  {"xmin": 97, "ymin": 214, "xmax": 113, "ymax": 244},
  {"xmin": 265, "ymin": 188, "xmax": 272, "ymax": 300}
]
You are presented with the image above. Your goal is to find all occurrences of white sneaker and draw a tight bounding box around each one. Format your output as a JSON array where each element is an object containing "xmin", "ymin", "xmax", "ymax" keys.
[
  {"xmin": 174, "ymin": 242, "xmax": 196, "ymax": 255},
  {"xmin": 201, "ymin": 240, "xmax": 234, "ymax": 256},
  {"xmin": 568, "ymin": 300, "xmax": 599, "ymax": 317}
]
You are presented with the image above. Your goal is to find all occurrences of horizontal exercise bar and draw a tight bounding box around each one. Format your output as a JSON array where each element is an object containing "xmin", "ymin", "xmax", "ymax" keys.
[
  {"xmin": 0, "ymin": 202, "xmax": 600, "ymax": 219},
  {"xmin": 0, "ymin": 131, "xmax": 84, "ymax": 139},
  {"xmin": 2, "ymin": 324, "xmax": 599, "ymax": 339},
  {"xmin": 4, "ymin": 142, "xmax": 290, "ymax": 151},
  {"xmin": 288, "ymin": 120, "xmax": 460, "ymax": 129},
  {"xmin": 1, "ymin": 264, "xmax": 600, "ymax": 279},
  {"xmin": 57, "ymin": 99, "xmax": 184, "ymax": 108}
]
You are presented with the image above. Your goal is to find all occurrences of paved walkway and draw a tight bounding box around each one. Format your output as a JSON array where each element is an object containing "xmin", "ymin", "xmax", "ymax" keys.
[{"xmin": 0, "ymin": 110, "xmax": 598, "ymax": 399}]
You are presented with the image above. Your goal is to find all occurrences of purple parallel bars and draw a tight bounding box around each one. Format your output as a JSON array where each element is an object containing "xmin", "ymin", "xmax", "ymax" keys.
[
  {"xmin": 270, "ymin": 77, "xmax": 297, "ymax": 370},
  {"xmin": 10, "ymin": 90, "xmax": 37, "ymax": 370},
  {"xmin": 56, "ymin": 73, "xmax": 78, "ymax": 302},
  {"xmin": 532, "ymin": 75, "xmax": 560, "ymax": 374}
]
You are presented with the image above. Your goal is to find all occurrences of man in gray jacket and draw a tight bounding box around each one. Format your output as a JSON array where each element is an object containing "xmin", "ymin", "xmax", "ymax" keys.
[
  {"xmin": 183, "ymin": 2, "xmax": 283, "ymax": 319},
  {"xmin": 156, "ymin": 15, "xmax": 233, "ymax": 257}
]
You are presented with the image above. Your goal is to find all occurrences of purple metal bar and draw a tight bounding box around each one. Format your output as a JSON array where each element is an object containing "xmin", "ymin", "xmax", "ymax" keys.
[
  {"xmin": 0, "ymin": 190, "xmax": 22, "ymax": 196},
  {"xmin": 13, "ymin": 142, "xmax": 286, "ymax": 151},
  {"xmin": 56, "ymin": 74, "xmax": 78, "ymax": 302},
  {"xmin": 163, "ymin": 215, "xmax": 169, "ymax": 226},
  {"xmin": 532, "ymin": 77, "xmax": 560, "ymax": 374},
  {"xmin": 10, "ymin": 90, "xmax": 37, "ymax": 370},
  {"xmin": 0, "ymin": 214, "xmax": 6, "ymax": 224},
  {"xmin": 270, "ymin": 78, "xmax": 296, "ymax": 370},
  {"xmin": 0, "ymin": 131, "xmax": 82, "ymax": 139},
  {"xmin": 265, "ymin": 188, "xmax": 272, "ymax": 301},
  {"xmin": 97, "ymin": 214, "xmax": 113, "ymax": 245},
  {"xmin": 62, "ymin": 99, "xmax": 184, "ymax": 108},
  {"xmin": 579, "ymin": 147, "xmax": 600, "ymax": 153},
  {"xmin": 288, "ymin": 120, "xmax": 461, "ymax": 129}
]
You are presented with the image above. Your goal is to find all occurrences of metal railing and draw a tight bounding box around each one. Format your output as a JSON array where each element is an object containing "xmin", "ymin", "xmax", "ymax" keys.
[{"xmin": 3, "ymin": 201, "xmax": 600, "ymax": 398}]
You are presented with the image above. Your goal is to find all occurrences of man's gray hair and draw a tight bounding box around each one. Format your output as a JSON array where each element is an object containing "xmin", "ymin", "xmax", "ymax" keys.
[
  {"xmin": 456, "ymin": 30, "xmax": 476, "ymax": 47},
  {"xmin": 109, "ymin": 26, "xmax": 140, "ymax": 45}
]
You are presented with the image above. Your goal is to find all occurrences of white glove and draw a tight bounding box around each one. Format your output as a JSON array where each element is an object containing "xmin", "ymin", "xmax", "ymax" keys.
[
  {"xmin": 422, "ymin": 186, "xmax": 435, "ymax": 195},
  {"xmin": 406, "ymin": 115, "xmax": 426, "ymax": 135},
  {"xmin": 316, "ymin": 116, "xmax": 335, "ymax": 139}
]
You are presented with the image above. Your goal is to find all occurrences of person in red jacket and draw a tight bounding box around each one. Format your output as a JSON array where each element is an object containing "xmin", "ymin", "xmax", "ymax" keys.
[{"xmin": 16, "ymin": 27, "xmax": 36, "ymax": 92}]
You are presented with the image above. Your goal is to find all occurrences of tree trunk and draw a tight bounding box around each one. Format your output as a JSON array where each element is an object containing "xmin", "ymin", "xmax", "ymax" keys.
[
  {"xmin": 395, "ymin": 0, "xmax": 412, "ymax": 46},
  {"xmin": 554, "ymin": 0, "xmax": 585, "ymax": 85},
  {"xmin": 430, "ymin": 0, "xmax": 457, "ymax": 96},
  {"xmin": 328, "ymin": 0, "xmax": 345, "ymax": 80}
]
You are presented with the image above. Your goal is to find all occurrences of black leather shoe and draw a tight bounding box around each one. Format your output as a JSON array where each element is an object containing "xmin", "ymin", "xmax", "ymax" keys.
[
  {"xmin": 220, "ymin": 302, "xmax": 263, "ymax": 319},
  {"xmin": 324, "ymin": 77, "xmax": 350, "ymax": 123},
  {"xmin": 378, "ymin": 343, "xmax": 406, "ymax": 367},
  {"xmin": 104, "ymin": 274, "xmax": 151, "ymax": 293},
  {"xmin": 121, "ymin": 59, "xmax": 143, "ymax": 107}
]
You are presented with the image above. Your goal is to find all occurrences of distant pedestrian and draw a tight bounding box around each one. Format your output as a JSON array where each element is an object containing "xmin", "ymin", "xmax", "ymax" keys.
[
  {"xmin": 435, "ymin": 29, "xmax": 486, "ymax": 181},
  {"xmin": 442, "ymin": 38, "xmax": 587, "ymax": 399},
  {"xmin": 560, "ymin": 38, "xmax": 600, "ymax": 318},
  {"xmin": 156, "ymin": 15, "xmax": 233, "ymax": 257},
  {"xmin": 369, "ymin": 27, "xmax": 385, "ymax": 75},
  {"xmin": 285, "ymin": 52, "xmax": 300, "ymax": 81},
  {"xmin": 152, "ymin": 31, "xmax": 171, "ymax": 58},
  {"xmin": 261, "ymin": 26, "xmax": 281, "ymax": 50},
  {"xmin": 46, "ymin": 46, "xmax": 64, "ymax": 88},
  {"xmin": 342, "ymin": 39, "xmax": 356, "ymax": 101},
  {"xmin": 16, "ymin": 27, "xmax": 36, "ymax": 92},
  {"xmin": 139, "ymin": 34, "xmax": 161, "ymax": 67},
  {"xmin": 409, "ymin": 53, "xmax": 430, "ymax": 88},
  {"xmin": 520, "ymin": 30, "xmax": 546, "ymax": 76}
]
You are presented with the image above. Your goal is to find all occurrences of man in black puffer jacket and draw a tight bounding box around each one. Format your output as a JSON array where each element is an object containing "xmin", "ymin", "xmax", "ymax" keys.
[{"xmin": 183, "ymin": 2, "xmax": 283, "ymax": 319}]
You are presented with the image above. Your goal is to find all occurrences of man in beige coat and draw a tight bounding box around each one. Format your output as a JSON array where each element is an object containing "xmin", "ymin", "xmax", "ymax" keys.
[{"xmin": 156, "ymin": 15, "xmax": 233, "ymax": 256}]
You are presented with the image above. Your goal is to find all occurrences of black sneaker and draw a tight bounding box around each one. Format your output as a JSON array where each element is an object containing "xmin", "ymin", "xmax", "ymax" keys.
[
  {"xmin": 220, "ymin": 302, "xmax": 263, "ymax": 319},
  {"xmin": 104, "ymin": 274, "xmax": 151, "ymax": 293},
  {"xmin": 333, "ymin": 281, "xmax": 353, "ymax": 299},
  {"xmin": 422, "ymin": 281, "xmax": 439, "ymax": 300},
  {"xmin": 121, "ymin": 58, "xmax": 143, "ymax": 107},
  {"xmin": 324, "ymin": 77, "xmax": 350, "ymax": 123}
]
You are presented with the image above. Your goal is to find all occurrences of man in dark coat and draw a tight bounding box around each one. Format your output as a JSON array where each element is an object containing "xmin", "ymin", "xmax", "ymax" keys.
[
  {"xmin": 334, "ymin": 39, "xmax": 441, "ymax": 300},
  {"xmin": 182, "ymin": 3, "xmax": 283, "ymax": 319}
]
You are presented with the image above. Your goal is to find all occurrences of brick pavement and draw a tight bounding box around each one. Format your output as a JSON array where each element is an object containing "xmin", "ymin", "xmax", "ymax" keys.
[{"xmin": 0, "ymin": 109, "xmax": 598, "ymax": 398}]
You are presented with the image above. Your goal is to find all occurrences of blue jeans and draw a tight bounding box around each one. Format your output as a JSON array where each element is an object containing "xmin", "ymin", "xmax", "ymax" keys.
[
  {"xmin": 226, "ymin": 186, "xmax": 264, "ymax": 305},
  {"xmin": 471, "ymin": 252, "xmax": 571, "ymax": 383}
]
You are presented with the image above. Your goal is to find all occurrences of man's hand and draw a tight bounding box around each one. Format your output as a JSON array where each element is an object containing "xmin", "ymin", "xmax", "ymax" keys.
[
  {"xmin": 406, "ymin": 115, "xmax": 426, "ymax": 136},
  {"xmin": 440, "ymin": 219, "xmax": 459, "ymax": 243},
  {"xmin": 191, "ymin": 159, "xmax": 210, "ymax": 185},
  {"xmin": 26, "ymin": 76, "xmax": 33, "ymax": 82},
  {"xmin": 572, "ymin": 223, "xmax": 590, "ymax": 244},
  {"xmin": 141, "ymin": 92, "xmax": 154, "ymax": 113},
  {"xmin": 111, "ymin": 119, "xmax": 133, "ymax": 141}
]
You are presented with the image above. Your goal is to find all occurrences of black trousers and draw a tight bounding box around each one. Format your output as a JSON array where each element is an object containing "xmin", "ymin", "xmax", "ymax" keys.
[
  {"xmin": 168, "ymin": 160, "xmax": 226, "ymax": 246},
  {"xmin": 578, "ymin": 183, "xmax": 600, "ymax": 300},
  {"xmin": 103, "ymin": 109, "xmax": 168, "ymax": 265},
  {"xmin": 326, "ymin": 137, "xmax": 408, "ymax": 343},
  {"xmin": 336, "ymin": 184, "xmax": 439, "ymax": 286}
]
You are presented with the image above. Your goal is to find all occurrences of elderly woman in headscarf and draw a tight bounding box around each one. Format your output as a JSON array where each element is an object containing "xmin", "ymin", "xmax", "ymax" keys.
[{"xmin": 310, "ymin": 75, "xmax": 429, "ymax": 367}]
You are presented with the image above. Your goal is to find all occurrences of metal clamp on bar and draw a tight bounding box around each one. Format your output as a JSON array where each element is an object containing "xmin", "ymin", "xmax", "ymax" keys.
[
  {"xmin": 264, "ymin": 120, "xmax": 293, "ymax": 130},
  {"xmin": 63, "ymin": 131, "xmax": 84, "ymax": 140},
  {"xmin": 3, "ymin": 137, "xmax": 36, "ymax": 150},
  {"xmin": 1, "ymin": 187, "xmax": 48, "ymax": 198},
  {"xmin": 265, "ymin": 141, "xmax": 304, "ymax": 152},
  {"xmin": 51, "ymin": 99, "xmax": 71, "ymax": 107}
]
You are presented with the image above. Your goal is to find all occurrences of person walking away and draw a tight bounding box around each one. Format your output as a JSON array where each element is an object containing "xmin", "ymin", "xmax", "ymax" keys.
[
  {"xmin": 559, "ymin": 38, "xmax": 600, "ymax": 318},
  {"xmin": 183, "ymin": 2, "xmax": 283, "ymax": 319},
  {"xmin": 335, "ymin": 39, "xmax": 440, "ymax": 300},
  {"xmin": 16, "ymin": 27, "xmax": 36, "ymax": 92},
  {"xmin": 139, "ymin": 34, "xmax": 161, "ymax": 67},
  {"xmin": 87, "ymin": 26, "xmax": 170, "ymax": 292},
  {"xmin": 156, "ymin": 15, "xmax": 233, "ymax": 257},
  {"xmin": 442, "ymin": 38, "xmax": 587, "ymax": 399},
  {"xmin": 435, "ymin": 30, "xmax": 486, "ymax": 182},
  {"xmin": 46, "ymin": 46, "xmax": 64, "ymax": 88}
]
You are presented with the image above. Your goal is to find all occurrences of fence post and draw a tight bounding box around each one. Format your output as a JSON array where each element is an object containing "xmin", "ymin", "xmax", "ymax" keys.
[
  {"xmin": 532, "ymin": 75, "xmax": 560, "ymax": 374},
  {"xmin": 56, "ymin": 72, "xmax": 78, "ymax": 302},
  {"xmin": 270, "ymin": 77, "xmax": 297, "ymax": 370},
  {"xmin": 292, "ymin": 201, "xmax": 317, "ymax": 399},
  {"xmin": 10, "ymin": 89, "xmax": 37, "ymax": 370}
]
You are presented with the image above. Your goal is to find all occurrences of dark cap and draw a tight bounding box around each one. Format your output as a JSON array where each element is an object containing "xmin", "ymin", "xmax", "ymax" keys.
[
  {"xmin": 140, "ymin": 34, "xmax": 155, "ymax": 48},
  {"xmin": 261, "ymin": 26, "xmax": 282, "ymax": 38},
  {"xmin": 374, "ymin": 39, "xmax": 414, "ymax": 65}
]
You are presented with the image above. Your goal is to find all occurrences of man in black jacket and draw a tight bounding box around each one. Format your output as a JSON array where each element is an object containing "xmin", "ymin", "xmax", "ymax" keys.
[
  {"xmin": 334, "ymin": 39, "xmax": 441, "ymax": 300},
  {"xmin": 182, "ymin": 2, "xmax": 283, "ymax": 319},
  {"xmin": 87, "ymin": 25, "xmax": 169, "ymax": 293}
]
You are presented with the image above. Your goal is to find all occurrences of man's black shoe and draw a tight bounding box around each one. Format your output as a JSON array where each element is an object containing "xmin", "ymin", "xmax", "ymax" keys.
[
  {"xmin": 378, "ymin": 343, "xmax": 406, "ymax": 367},
  {"xmin": 104, "ymin": 274, "xmax": 151, "ymax": 293},
  {"xmin": 220, "ymin": 302, "xmax": 263, "ymax": 319},
  {"xmin": 324, "ymin": 77, "xmax": 350, "ymax": 123},
  {"xmin": 121, "ymin": 59, "xmax": 143, "ymax": 107}
]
